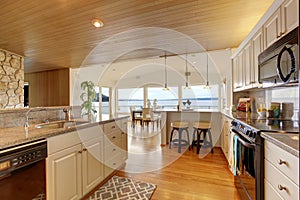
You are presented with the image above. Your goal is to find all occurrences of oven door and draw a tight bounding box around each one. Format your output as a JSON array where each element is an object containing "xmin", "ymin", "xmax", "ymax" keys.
[{"xmin": 234, "ymin": 134, "xmax": 256, "ymax": 200}]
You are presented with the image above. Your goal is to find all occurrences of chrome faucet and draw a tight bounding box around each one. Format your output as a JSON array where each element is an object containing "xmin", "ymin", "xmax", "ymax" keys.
[
  {"xmin": 24, "ymin": 107, "xmax": 46, "ymax": 127},
  {"xmin": 63, "ymin": 107, "xmax": 71, "ymax": 121}
]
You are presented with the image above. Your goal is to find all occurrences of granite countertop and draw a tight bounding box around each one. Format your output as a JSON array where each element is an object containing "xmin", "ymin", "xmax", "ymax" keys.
[
  {"xmin": 261, "ymin": 132, "xmax": 299, "ymax": 157},
  {"xmin": 0, "ymin": 115, "xmax": 129, "ymax": 150},
  {"xmin": 222, "ymin": 109, "xmax": 299, "ymax": 156}
]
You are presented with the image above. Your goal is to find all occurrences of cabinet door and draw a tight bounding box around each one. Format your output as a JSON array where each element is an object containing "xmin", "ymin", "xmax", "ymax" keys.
[
  {"xmin": 281, "ymin": 0, "xmax": 299, "ymax": 35},
  {"xmin": 232, "ymin": 57, "xmax": 239, "ymax": 90},
  {"xmin": 47, "ymin": 144, "xmax": 82, "ymax": 200},
  {"xmin": 243, "ymin": 43, "xmax": 252, "ymax": 87},
  {"xmin": 82, "ymin": 138, "xmax": 104, "ymax": 196},
  {"xmin": 264, "ymin": 8, "xmax": 281, "ymax": 48},
  {"xmin": 238, "ymin": 52, "xmax": 244, "ymax": 88},
  {"xmin": 252, "ymin": 29, "xmax": 263, "ymax": 84},
  {"xmin": 233, "ymin": 52, "xmax": 244, "ymax": 91}
]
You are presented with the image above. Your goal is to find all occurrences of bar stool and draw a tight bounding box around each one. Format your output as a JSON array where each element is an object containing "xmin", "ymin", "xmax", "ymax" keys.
[
  {"xmin": 169, "ymin": 121, "xmax": 190, "ymax": 153},
  {"xmin": 192, "ymin": 122, "xmax": 213, "ymax": 154}
]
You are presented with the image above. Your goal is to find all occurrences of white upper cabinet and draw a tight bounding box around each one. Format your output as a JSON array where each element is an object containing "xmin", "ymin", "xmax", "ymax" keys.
[
  {"xmin": 251, "ymin": 28, "xmax": 264, "ymax": 85},
  {"xmin": 281, "ymin": 0, "xmax": 299, "ymax": 36},
  {"xmin": 264, "ymin": 0, "xmax": 298, "ymax": 48},
  {"xmin": 264, "ymin": 8, "xmax": 281, "ymax": 48},
  {"xmin": 243, "ymin": 42, "xmax": 252, "ymax": 88},
  {"xmin": 232, "ymin": 0, "xmax": 298, "ymax": 92},
  {"xmin": 233, "ymin": 53, "xmax": 244, "ymax": 91}
]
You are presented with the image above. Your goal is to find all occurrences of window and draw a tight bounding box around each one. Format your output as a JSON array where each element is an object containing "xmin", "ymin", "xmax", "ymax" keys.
[
  {"xmin": 117, "ymin": 88, "xmax": 144, "ymax": 113},
  {"xmin": 147, "ymin": 87, "xmax": 178, "ymax": 109},
  {"xmin": 182, "ymin": 85, "xmax": 218, "ymax": 110},
  {"xmin": 101, "ymin": 87, "xmax": 110, "ymax": 114}
]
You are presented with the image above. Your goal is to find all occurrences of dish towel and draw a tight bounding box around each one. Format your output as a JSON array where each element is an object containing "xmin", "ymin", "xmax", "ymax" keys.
[
  {"xmin": 228, "ymin": 131, "xmax": 236, "ymax": 174},
  {"xmin": 233, "ymin": 134, "xmax": 240, "ymax": 176}
]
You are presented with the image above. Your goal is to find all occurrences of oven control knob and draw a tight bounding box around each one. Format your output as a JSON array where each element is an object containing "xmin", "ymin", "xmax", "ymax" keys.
[
  {"xmin": 248, "ymin": 131, "xmax": 255, "ymax": 138},
  {"xmin": 231, "ymin": 121, "xmax": 237, "ymax": 126}
]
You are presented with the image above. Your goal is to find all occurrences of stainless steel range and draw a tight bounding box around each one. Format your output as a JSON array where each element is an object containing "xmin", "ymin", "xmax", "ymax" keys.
[{"xmin": 231, "ymin": 118, "xmax": 298, "ymax": 200}]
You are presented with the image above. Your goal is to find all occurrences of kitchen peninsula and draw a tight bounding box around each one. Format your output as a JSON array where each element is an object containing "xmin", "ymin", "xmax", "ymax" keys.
[{"xmin": 160, "ymin": 109, "xmax": 221, "ymax": 145}]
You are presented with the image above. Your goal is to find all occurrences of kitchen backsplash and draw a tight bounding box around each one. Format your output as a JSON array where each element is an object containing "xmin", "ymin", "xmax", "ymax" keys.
[
  {"xmin": 0, "ymin": 106, "xmax": 81, "ymax": 128},
  {"xmin": 233, "ymin": 87, "xmax": 299, "ymax": 120}
]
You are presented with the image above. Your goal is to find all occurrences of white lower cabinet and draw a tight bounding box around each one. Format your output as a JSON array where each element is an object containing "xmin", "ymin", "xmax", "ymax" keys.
[
  {"xmin": 47, "ymin": 134, "xmax": 104, "ymax": 200},
  {"xmin": 264, "ymin": 140, "xmax": 299, "ymax": 200},
  {"xmin": 221, "ymin": 116, "xmax": 231, "ymax": 160},
  {"xmin": 46, "ymin": 120, "xmax": 128, "ymax": 200},
  {"xmin": 103, "ymin": 119, "xmax": 128, "ymax": 177},
  {"xmin": 82, "ymin": 139, "xmax": 104, "ymax": 195},
  {"xmin": 47, "ymin": 143, "xmax": 82, "ymax": 200}
]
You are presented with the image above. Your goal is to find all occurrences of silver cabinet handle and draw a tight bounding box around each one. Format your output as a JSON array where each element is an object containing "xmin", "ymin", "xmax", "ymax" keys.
[
  {"xmin": 278, "ymin": 184, "xmax": 286, "ymax": 191},
  {"xmin": 278, "ymin": 159, "xmax": 287, "ymax": 165}
]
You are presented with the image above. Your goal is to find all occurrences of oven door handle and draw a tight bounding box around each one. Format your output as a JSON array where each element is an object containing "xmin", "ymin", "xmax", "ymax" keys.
[{"xmin": 237, "ymin": 137, "xmax": 255, "ymax": 149}]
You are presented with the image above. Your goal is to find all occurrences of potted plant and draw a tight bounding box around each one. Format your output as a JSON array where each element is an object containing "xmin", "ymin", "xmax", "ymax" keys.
[{"xmin": 80, "ymin": 81, "xmax": 97, "ymax": 121}]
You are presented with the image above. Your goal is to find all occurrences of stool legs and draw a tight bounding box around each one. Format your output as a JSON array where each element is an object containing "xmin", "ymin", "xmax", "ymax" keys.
[
  {"xmin": 169, "ymin": 128, "xmax": 190, "ymax": 153},
  {"xmin": 169, "ymin": 128, "xmax": 176, "ymax": 149},
  {"xmin": 192, "ymin": 128, "xmax": 213, "ymax": 154}
]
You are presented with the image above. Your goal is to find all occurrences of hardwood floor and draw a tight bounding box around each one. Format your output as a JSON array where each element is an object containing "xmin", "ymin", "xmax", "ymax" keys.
[{"xmin": 116, "ymin": 124, "xmax": 241, "ymax": 199}]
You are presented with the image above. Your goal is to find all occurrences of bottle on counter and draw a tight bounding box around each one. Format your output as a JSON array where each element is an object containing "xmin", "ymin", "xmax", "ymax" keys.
[{"xmin": 246, "ymin": 100, "xmax": 251, "ymax": 112}]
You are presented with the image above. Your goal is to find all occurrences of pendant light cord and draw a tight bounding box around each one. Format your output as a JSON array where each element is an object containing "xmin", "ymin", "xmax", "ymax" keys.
[
  {"xmin": 165, "ymin": 55, "xmax": 167, "ymax": 86},
  {"xmin": 185, "ymin": 53, "xmax": 188, "ymax": 87},
  {"xmin": 206, "ymin": 53, "xmax": 209, "ymax": 87}
]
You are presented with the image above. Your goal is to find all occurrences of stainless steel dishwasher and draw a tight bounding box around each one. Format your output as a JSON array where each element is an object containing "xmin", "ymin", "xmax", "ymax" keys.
[{"xmin": 0, "ymin": 139, "xmax": 47, "ymax": 200}]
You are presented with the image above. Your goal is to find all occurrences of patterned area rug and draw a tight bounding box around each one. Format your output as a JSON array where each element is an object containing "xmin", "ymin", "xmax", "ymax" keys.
[{"xmin": 87, "ymin": 176, "xmax": 156, "ymax": 200}]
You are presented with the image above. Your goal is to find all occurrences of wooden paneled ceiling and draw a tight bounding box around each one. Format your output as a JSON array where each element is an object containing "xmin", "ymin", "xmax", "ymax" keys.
[{"xmin": 0, "ymin": 0, "xmax": 274, "ymax": 73}]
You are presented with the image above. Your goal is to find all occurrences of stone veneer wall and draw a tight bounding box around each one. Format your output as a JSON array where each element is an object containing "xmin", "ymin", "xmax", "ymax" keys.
[{"xmin": 0, "ymin": 48, "xmax": 24, "ymax": 108}]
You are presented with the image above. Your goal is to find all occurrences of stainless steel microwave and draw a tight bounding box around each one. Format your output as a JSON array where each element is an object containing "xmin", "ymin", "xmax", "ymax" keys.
[{"xmin": 258, "ymin": 27, "xmax": 298, "ymax": 87}]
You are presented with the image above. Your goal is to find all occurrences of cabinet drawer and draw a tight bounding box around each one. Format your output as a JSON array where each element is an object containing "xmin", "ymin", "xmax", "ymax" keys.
[
  {"xmin": 265, "ymin": 160, "xmax": 299, "ymax": 200},
  {"xmin": 47, "ymin": 131, "xmax": 80, "ymax": 155},
  {"xmin": 104, "ymin": 130, "xmax": 121, "ymax": 144},
  {"xmin": 265, "ymin": 141, "xmax": 299, "ymax": 184},
  {"xmin": 104, "ymin": 153, "xmax": 122, "ymax": 176},
  {"xmin": 265, "ymin": 179, "xmax": 284, "ymax": 200},
  {"xmin": 103, "ymin": 121, "xmax": 119, "ymax": 133},
  {"xmin": 104, "ymin": 140, "xmax": 122, "ymax": 161}
]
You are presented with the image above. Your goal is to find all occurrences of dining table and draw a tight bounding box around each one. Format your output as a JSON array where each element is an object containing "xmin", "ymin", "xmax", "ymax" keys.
[{"xmin": 131, "ymin": 109, "xmax": 161, "ymax": 127}]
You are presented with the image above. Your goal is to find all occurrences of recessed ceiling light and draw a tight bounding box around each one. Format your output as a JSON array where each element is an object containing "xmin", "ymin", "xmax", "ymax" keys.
[{"xmin": 92, "ymin": 18, "xmax": 104, "ymax": 28}]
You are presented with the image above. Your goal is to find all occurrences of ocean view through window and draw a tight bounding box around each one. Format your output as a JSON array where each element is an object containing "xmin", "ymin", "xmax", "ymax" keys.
[
  {"xmin": 117, "ymin": 85, "xmax": 219, "ymax": 113},
  {"xmin": 182, "ymin": 85, "xmax": 218, "ymax": 110}
]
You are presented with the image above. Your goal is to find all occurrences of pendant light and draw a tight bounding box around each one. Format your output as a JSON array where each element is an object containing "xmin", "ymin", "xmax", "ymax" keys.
[
  {"xmin": 184, "ymin": 53, "xmax": 191, "ymax": 89},
  {"xmin": 204, "ymin": 53, "xmax": 210, "ymax": 89},
  {"xmin": 163, "ymin": 54, "xmax": 169, "ymax": 90}
]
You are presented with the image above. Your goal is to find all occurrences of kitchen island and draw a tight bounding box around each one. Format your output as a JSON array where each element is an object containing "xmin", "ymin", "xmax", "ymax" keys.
[{"xmin": 159, "ymin": 109, "xmax": 221, "ymax": 146}]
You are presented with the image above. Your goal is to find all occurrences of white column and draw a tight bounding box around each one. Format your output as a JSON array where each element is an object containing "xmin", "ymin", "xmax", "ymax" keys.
[
  {"xmin": 143, "ymin": 86, "xmax": 148, "ymax": 108},
  {"xmin": 99, "ymin": 86, "xmax": 102, "ymax": 120},
  {"xmin": 178, "ymin": 85, "xmax": 182, "ymax": 110}
]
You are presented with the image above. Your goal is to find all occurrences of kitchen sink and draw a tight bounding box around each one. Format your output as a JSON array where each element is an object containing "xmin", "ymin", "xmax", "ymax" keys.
[{"xmin": 35, "ymin": 120, "xmax": 89, "ymax": 129}]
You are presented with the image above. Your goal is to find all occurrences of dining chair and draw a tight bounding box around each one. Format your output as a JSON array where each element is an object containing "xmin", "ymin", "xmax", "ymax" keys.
[
  {"xmin": 130, "ymin": 106, "xmax": 142, "ymax": 128},
  {"xmin": 142, "ymin": 108, "xmax": 159, "ymax": 129}
]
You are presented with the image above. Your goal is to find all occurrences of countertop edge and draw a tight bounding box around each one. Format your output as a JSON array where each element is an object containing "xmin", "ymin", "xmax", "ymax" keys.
[
  {"xmin": 260, "ymin": 132, "xmax": 299, "ymax": 157},
  {"xmin": 0, "ymin": 115, "xmax": 130, "ymax": 150}
]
